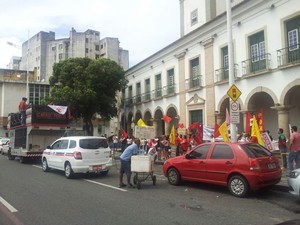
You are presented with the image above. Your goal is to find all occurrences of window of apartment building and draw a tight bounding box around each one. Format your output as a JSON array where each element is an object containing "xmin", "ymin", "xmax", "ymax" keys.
[
  {"xmin": 128, "ymin": 86, "xmax": 133, "ymax": 104},
  {"xmin": 136, "ymin": 82, "xmax": 141, "ymax": 103},
  {"xmin": 85, "ymin": 48, "xmax": 89, "ymax": 53},
  {"xmin": 52, "ymin": 46, "xmax": 56, "ymax": 51},
  {"xmin": 59, "ymin": 44, "xmax": 63, "ymax": 49},
  {"xmin": 155, "ymin": 74, "xmax": 162, "ymax": 98},
  {"xmin": 167, "ymin": 68, "xmax": 175, "ymax": 94},
  {"xmin": 101, "ymin": 44, "xmax": 104, "ymax": 49},
  {"xmin": 286, "ymin": 16, "xmax": 300, "ymax": 63},
  {"xmin": 95, "ymin": 45, "xmax": 100, "ymax": 51},
  {"xmin": 95, "ymin": 54, "xmax": 99, "ymax": 59},
  {"xmin": 85, "ymin": 38, "xmax": 89, "ymax": 43},
  {"xmin": 190, "ymin": 57, "xmax": 200, "ymax": 88},
  {"xmin": 145, "ymin": 78, "xmax": 150, "ymax": 100},
  {"xmin": 29, "ymin": 84, "xmax": 50, "ymax": 105},
  {"xmin": 249, "ymin": 31, "xmax": 266, "ymax": 72},
  {"xmin": 221, "ymin": 46, "xmax": 229, "ymax": 80},
  {"xmin": 191, "ymin": 9, "xmax": 198, "ymax": 26},
  {"xmin": 59, "ymin": 53, "xmax": 63, "ymax": 60}
]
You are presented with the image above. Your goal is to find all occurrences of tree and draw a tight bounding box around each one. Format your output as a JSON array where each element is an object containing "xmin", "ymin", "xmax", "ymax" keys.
[{"xmin": 48, "ymin": 57, "xmax": 128, "ymax": 136}]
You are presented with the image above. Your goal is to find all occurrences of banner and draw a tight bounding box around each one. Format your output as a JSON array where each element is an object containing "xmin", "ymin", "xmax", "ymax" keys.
[
  {"xmin": 257, "ymin": 108, "xmax": 264, "ymax": 133},
  {"xmin": 261, "ymin": 132, "xmax": 274, "ymax": 151},
  {"xmin": 246, "ymin": 112, "xmax": 253, "ymax": 133},
  {"xmin": 214, "ymin": 123, "xmax": 220, "ymax": 138},
  {"xmin": 122, "ymin": 129, "xmax": 128, "ymax": 138}
]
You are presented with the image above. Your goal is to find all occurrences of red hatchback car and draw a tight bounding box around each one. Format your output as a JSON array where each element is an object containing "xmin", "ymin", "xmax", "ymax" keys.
[{"xmin": 163, "ymin": 142, "xmax": 282, "ymax": 197}]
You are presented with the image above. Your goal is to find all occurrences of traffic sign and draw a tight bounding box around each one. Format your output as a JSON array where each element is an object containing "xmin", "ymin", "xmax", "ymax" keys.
[
  {"xmin": 230, "ymin": 102, "xmax": 240, "ymax": 124},
  {"xmin": 227, "ymin": 84, "xmax": 241, "ymax": 102}
]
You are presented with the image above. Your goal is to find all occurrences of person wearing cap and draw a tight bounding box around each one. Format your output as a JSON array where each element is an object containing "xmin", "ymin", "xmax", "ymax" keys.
[{"xmin": 19, "ymin": 97, "xmax": 27, "ymax": 125}]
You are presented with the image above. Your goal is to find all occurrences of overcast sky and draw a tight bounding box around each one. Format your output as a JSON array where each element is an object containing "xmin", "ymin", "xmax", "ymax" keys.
[{"xmin": 0, "ymin": 0, "xmax": 180, "ymax": 69}]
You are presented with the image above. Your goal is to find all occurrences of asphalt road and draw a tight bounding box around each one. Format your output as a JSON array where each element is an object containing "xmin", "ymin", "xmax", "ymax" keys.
[{"xmin": 0, "ymin": 154, "xmax": 299, "ymax": 225}]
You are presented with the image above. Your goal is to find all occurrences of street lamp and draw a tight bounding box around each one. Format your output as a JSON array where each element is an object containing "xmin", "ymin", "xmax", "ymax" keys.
[{"xmin": 7, "ymin": 37, "xmax": 29, "ymax": 101}]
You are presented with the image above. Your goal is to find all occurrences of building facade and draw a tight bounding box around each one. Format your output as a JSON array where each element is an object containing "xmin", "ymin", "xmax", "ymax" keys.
[
  {"xmin": 19, "ymin": 28, "xmax": 129, "ymax": 83},
  {"xmin": 123, "ymin": 0, "xmax": 300, "ymax": 141}
]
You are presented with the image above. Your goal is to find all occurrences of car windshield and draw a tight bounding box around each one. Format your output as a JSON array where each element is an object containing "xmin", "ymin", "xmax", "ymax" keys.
[
  {"xmin": 79, "ymin": 138, "xmax": 108, "ymax": 149},
  {"xmin": 240, "ymin": 143, "xmax": 272, "ymax": 158}
]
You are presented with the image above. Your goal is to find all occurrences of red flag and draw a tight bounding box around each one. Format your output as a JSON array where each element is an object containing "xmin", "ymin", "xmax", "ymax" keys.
[
  {"xmin": 67, "ymin": 104, "xmax": 71, "ymax": 120},
  {"xmin": 246, "ymin": 112, "xmax": 253, "ymax": 133},
  {"xmin": 194, "ymin": 124, "xmax": 203, "ymax": 145},
  {"xmin": 188, "ymin": 122, "xmax": 199, "ymax": 130},
  {"xmin": 163, "ymin": 115, "xmax": 172, "ymax": 123},
  {"xmin": 178, "ymin": 123, "xmax": 184, "ymax": 128},
  {"xmin": 214, "ymin": 123, "xmax": 220, "ymax": 138},
  {"xmin": 122, "ymin": 129, "xmax": 128, "ymax": 138},
  {"xmin": 257, "ymin": 108, "xmax": 264, "ymax": 133}
]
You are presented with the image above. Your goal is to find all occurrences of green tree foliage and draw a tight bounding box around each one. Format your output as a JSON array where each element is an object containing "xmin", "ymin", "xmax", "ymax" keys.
[{"xmin": 48, "ymin": 57, "xmax": 128, "ymax": 135}]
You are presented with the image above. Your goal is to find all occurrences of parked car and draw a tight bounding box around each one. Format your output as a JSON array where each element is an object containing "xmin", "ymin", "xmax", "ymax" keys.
[
  {"xmin": 288, "ymin": 169, "xmax": 300, "ymax": 198},
  {"xmin": 42, "ymin": 136, "xmax": 113, "ymax": 178},
  {"xmin": 163, "ymin": 142, "xmax": 282, "ymax": 197},
  {"xmin": 0, "ymin": 138, "xmax": 10, "ymax": 155}
]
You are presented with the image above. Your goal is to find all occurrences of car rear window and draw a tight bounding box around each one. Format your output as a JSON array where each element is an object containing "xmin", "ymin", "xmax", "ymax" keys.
[
  {"xmin": 79, "ymin": 138, "xmax": 108, "ymax": 149},
  {"xmin": 241, "ymin": 144, "xmax": 272, "ymax": 158}
]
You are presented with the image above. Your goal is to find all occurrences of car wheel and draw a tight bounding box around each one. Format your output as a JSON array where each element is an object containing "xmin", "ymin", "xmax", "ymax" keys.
[
  {"xmin": 65, "ymin": 162, "xmax": 74, "ymax": 179},
  {"xmin": 228, "ymin": 175, "xmax": 249, "ymax": 198},
  {"xmin": 7, "ymin": 150, "xmax": 15, "ymax": 160},
  {"xmin": 42, "ymin": 158, "xmax": 50, "ymax": 172},
  {"xmin": 167, "ymin": 167, "xmax": 181, "ymax": 185},
  {"xmin": 19, "ymin": 156, "xmax": 26, "ymax": 163}
]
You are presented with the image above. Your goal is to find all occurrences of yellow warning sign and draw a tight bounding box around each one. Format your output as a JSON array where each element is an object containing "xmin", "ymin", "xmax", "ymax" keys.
[{"xmin": 227, "ymin": 84, "xmax": 241, "ymax": 102}]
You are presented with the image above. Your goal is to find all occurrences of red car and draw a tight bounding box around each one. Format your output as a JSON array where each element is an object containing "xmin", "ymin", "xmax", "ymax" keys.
[{"xmin": 163, "ymin": 142, "xmax": 282, "ymax": 197}]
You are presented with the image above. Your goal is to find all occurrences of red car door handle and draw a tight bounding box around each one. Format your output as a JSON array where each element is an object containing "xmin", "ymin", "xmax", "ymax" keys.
[
  {"xmin": 225, "ymin": 161, "xmax": 233, "ymax": 164},
  {"xmin": 199, "ymin": 161, "xmax": 205, "ymax": 164}
]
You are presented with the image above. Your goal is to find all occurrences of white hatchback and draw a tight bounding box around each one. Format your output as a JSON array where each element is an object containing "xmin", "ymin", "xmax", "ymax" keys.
[
  {"xmin": 42, "ymin": 136, "xmax": 113, "ymax": 178},
  {"xmin": 288, "ymin": 169, "xmax": 300, "ymax": 198}
]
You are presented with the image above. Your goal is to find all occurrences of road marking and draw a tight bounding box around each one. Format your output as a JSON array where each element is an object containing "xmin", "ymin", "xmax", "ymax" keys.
[
  {"xmin": 32, "ymin": 164, "xmax": 128, "ymax": 191},
  {"xmin": 83, "ymin": 179, "xmax": 128, "ymax": 192},
  {"xmin": 0, "ymin": 196, "xmax": 18, "ymax": 213},
  {"xmin": 32, "ymin": 165, "xmax": 41, "ymax": 169}
]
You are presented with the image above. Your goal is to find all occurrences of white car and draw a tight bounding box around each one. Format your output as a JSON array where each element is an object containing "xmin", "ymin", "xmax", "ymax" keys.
[
  {"xmin": 42, "ymin": 136, "xmax": 113, "ymax": 178},
  {"xmin": 0, "ymin": 138, "xmax": 10, "ymax": 155},
  {"xmin": 288, "ymin": 169, "xmax": 300, "ymax": 197}
]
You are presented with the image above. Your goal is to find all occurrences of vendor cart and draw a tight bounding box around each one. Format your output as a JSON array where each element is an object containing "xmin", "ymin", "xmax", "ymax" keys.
[{"xmin": 131, "ymin": 155, "xmax": 156, "ymax": 189}]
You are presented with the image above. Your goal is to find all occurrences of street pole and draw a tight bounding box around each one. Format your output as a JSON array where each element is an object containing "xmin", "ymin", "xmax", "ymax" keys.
[{"xmin": 226, "ymin": 0, "xmax": 237, "ymax": 142}]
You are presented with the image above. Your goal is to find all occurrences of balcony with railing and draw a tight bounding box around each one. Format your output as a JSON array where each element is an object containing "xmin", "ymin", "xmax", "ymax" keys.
[
  {"xmin": 185, "ymin": 75, "xmax": 203, "ymax": 90},
  {"xmin": 277, "ymin": 44, "xmax": 300, "ymax": 67},
  {"xmin": 153, "ymin": 88, "xmax": 162, "ymax": 99},
  {"xmin": 241, "ymin": 53, "xmax": 271, "ymax": 76},
  {"xmin": 142, "ymin": 91, "xmax": 151, "ymax": 102},
  {"xmin": 164, "ymin": 84, "xmax": 176, "ymax": 96},
  {"xmin": 135, "ymin": 94, "xmax": 142, "ymax": 104},
  {"xmin": 215, "ymin": 64, "xmax": 238, "ymax": 83}
]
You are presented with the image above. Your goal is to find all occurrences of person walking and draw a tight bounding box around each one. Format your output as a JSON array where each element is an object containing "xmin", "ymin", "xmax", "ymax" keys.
[
  {"xmin": 288, "ymin": 126, "xmax": 300, "ymax": 175},
  {"xmin": 278, "ymin": 128, "xmax": 287, "ymax": 169},
  {"xmin": 119, "ymin": 138, "xmax": 140, "ymax": 188}
]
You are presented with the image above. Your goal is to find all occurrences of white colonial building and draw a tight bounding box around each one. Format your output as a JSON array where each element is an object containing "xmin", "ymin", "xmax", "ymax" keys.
[{"xmin": 122, "ymin": 0, "xmax": 300, "ymax": 140}]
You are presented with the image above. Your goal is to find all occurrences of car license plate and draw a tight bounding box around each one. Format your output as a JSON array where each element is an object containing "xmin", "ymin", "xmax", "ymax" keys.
[
  {"xmin": 268, "ymin": 162, "xmax": 276, "ymax": 169},
  {"xmin": 92, "ymin": 165, "xmax": 102, "ymax": 171}
]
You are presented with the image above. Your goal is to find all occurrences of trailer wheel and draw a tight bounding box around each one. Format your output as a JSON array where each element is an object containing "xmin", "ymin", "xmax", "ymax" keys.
[
  {"xmin": 42, "ymin": 158, "xmax": 50, "ymax": 172},
  {"xmin": 19, "ymin": 157, "xmax": 25, "ymax": 163},
  {"xmin": 7, "ymin": 150, "xmax": 15, "ymax": 160},
  {"xmin": 65, "ymin": 162, "xmax": 74, "ymax": 179}
]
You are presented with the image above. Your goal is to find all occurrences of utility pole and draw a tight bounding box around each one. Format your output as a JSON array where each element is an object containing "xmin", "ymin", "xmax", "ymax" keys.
[{"xmin": 226, "ymin": 0, "xmax": 237, "ymax": 142}]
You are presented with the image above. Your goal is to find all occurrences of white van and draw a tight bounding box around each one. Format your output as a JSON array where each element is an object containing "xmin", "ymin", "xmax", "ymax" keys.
[{"xmin": 42, "ymin": 136, "xmax": 113, "ymax": 178}]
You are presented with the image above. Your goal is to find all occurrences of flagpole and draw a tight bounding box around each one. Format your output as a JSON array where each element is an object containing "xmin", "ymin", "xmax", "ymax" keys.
[{"xmin": 226, "ymin": 0, "xmax": 237, "ymax": 142}]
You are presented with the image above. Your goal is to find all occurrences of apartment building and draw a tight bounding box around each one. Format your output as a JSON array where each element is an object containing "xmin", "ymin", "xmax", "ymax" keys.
[{"xmin": 123, "ymin": 0, "xmax": 300, "ymax": 139}]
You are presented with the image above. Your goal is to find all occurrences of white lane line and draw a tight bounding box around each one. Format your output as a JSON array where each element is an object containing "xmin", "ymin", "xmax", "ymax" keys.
[
  {"xmin": 32, "ymin": 165, "xmax": 127, "ymax": 192},
  {"xmin": 0, "ymin": 196, "xmax": 18, "ymax": 213},
  {"xmin": 83, "ymin": 179, "xmax": 128, "ymax": 192},
  {"xmin": 32, "ymin": 165, "xmax": 41, "ymax": 169}
]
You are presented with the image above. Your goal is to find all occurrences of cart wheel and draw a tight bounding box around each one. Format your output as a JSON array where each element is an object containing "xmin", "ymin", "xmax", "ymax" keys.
[
  {"xmin": 133, "ymin": 174, "xmax": 137, "ymax": 185},
  {"xmin": 137, "ymin": 182, "xmax": 141, "ymax": 189},
  {"xmin": 152, "ymin": 175, "xmax": 157, "ymax": 186}
]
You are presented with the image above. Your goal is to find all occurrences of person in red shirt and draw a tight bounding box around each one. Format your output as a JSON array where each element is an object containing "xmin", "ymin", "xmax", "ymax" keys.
[
  {"xmin": 181, "ymin": 135, "xmax": 189, "ymax": 154},
  {"xmin": 175, "ymin": 133, "xmax": 181, "ymax": 156},
  {"xmin": 289, "ymin": 126, "xmax": 300, "ymax": 174},
  {"xmin": 18, "ymin": 97, "xmax": 27, "ymax": 125}
]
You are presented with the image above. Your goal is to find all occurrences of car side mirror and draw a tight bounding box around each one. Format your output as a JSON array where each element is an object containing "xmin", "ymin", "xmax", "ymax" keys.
[
  {"xmin": 46, "ymin": 145, "xmax": 51, "ymax": 149},
  {"xmin": 185, "ymin": 154, "xmax": 191, "ymax": 159}
]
